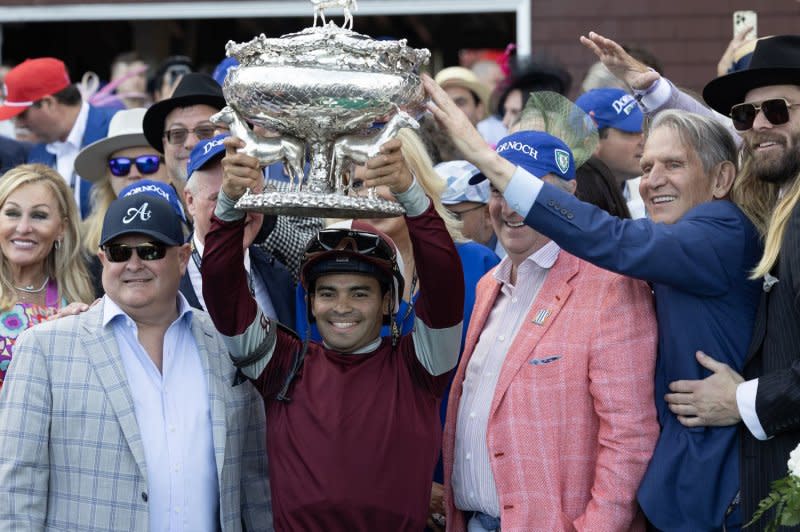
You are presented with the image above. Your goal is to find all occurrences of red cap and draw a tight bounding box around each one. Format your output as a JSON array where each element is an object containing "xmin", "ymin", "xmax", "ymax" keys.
[{"xmin": 0, "ymin": 58, "xmax": 71, "ymax": 120}]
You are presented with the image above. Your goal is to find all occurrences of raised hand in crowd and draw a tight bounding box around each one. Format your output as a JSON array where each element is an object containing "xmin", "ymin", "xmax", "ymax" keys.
[
  {"xmin": 220, "ymin": 135, "xmax": 264, "ymax": 200},
  {"xmin": 358, "ymin": 138, "xmax": 414, "ymax": 194},
  {"xmin": 422, "ymin": 73, "xmax": 515, "ymax": 191},
  {"xmin": 717, "ymin": 25, "xmax": 755, "ymax": 77},
  {"xmin": 579, "ymin": 31, "xmax": 660, "ymax": 90}
]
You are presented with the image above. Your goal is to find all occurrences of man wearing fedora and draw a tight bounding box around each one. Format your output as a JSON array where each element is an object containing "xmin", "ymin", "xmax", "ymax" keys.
[
  {"xmin": 0, "ymin": 188, "xmax": 271, "ymax": 531},
  {"xmin": 0, "ymin": 57, "xmax": 117, "ymax": 218},
  {"xmin": 657, "ymin": 35, "xmax": 800, "ymax": 529},
  {"xmin": 142, "ymin": 72, "xmax": 224, "ymax": 184}
]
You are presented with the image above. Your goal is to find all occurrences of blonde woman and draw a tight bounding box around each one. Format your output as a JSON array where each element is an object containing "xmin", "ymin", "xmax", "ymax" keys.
[{"xmin": 0, "ymin": 164, "xmax": 93, "ymax": 389}]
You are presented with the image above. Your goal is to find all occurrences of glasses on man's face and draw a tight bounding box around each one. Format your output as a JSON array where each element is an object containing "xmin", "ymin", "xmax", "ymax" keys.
[
  {"xmin": 163, "ymin": 125, "xmax": 216, "ymax": 145},
  {"xmin": 729, "ymin": 98, "xmax": 800, "ymax": 131},
  {"xmin": 108, "ymin": 155, "xmax": 162, "ymax": 177},
  {"xmin": 102, "ymin": 242, "xmax": 169, "ymax": 262},
  {"xmin": 446, "ymin": 203, "xmax": 485, "ymax": 221}
]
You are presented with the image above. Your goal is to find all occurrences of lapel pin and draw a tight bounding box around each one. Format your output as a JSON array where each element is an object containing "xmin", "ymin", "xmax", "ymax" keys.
[{"xmin": 532, "ymin": 309, "xmax": 551, "ymax": 325}]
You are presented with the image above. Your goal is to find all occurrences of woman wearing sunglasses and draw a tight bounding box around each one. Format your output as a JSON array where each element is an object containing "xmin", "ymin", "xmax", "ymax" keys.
[
  {"xmin": 75, "ymin": 107, "xmax": 175, "ymax": 296},
  {"xmin": 0, "ymin": 164, "xmax": 94, "ymax": 391}
]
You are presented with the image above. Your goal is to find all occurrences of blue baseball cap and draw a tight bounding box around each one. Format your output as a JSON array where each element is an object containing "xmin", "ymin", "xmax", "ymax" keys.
[
  {"xmin": 472, "ymin": 131, "xmax": 575, "ymax": 183},
  {"xmin": 575, "ymin": 88, "xmax": 643, "ymax": 133},
  {"xmin": 436, "ymin": 160, "xmax": 490, "ymax": 204},
  {"xmin": 119, "ymin": 179, "xmax": 188, "ymax": 225},
  {"xmin": 187, "ymin": 133, "xmax": 228, "ymax": 179},
  {"xmin": 101, "ymin": 194, "xmax": 185, "ymax": 247},
  {"xmin": 213, "ymin": 57, "xmax": 239, "ymax": 86}
]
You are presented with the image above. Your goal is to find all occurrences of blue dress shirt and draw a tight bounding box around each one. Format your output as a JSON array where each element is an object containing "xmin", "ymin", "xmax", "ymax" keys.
[{"xmin": 104, "ymin": 294, "xmax": 219, "ymax": 532}]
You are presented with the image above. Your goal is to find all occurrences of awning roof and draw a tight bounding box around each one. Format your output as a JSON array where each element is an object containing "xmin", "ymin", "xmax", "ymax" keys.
[{"xmin": 0, "ymin": 0, "xmax": 531, "ymax": 53}]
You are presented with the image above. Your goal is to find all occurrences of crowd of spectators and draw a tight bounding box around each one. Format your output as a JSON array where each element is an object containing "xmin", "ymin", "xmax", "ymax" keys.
[{"xmin": 0, "ymin": 20, "xmax": 797, "ymax": 532}]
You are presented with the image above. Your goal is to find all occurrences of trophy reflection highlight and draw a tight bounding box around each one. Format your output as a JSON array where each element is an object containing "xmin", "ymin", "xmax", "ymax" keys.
[{"xmin": 211, "ymin": 1, "xmax": 430, "ymax": 218}]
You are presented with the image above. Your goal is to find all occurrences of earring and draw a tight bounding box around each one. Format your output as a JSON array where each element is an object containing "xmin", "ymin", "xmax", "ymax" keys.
[{"xmin": 54, "ymin": 240, "xmax": 61, "ymax": 250}]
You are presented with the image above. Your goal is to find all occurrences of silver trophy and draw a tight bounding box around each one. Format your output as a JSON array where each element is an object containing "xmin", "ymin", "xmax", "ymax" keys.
[{"xmin": 212, "ymin": 0, "xmax": 430, "ymax": 217}]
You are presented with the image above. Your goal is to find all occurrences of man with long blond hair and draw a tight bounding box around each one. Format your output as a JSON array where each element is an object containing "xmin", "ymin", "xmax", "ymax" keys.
[{"xmin": 662, "ymin": 35, "xmax": 800, "ymax": 529}]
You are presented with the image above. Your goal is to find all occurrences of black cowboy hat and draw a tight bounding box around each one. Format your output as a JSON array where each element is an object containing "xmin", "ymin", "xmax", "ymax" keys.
[
  {"xmin": 142, "ymin": 72, "xmax": 226, "ymax": 153},
  {"xmin": 703, "ymin": 35, "xmax": 800, "ymax": 116}
]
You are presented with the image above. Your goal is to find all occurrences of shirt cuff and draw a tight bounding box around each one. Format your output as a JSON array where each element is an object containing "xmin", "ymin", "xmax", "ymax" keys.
[
  {"xmin": 214, "ymin": 189, "xmax": 246, "ymax": 222},
  {"xmin": 633, "ymin": 77, "xmax": 671, "ymax": 113},
  {"xmin": 395, "ymin": 176, "xmax": 430, "ymax": 217},
  {"xmin": 503, "ymin": 166, "xmax": 543, "ymax": 217},
  {"xmin": 736, "ymin": 378, "xmax": 770, "ymax": 440}
]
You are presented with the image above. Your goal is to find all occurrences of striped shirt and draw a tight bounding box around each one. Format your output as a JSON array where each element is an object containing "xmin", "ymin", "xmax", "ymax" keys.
[{"xmin": 452, "ymin": 240, "xmax": 560, "ymax": 516}]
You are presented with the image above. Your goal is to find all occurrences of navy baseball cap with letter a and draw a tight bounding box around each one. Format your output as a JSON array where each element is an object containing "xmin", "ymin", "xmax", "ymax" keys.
[{"xmin": 100, "ymin": 194, "xmax": 186, "ymax": 246}]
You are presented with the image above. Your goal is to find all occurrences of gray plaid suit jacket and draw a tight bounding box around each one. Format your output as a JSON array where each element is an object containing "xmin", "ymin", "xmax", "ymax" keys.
[{"xmin": 0, "ymin": 300, "xmax": 272, "ymax": 531}]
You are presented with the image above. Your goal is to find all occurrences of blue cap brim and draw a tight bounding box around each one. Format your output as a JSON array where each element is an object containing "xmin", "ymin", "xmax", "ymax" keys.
[{"xmin": 467, "ymin": 172, "xmax": 488, "ymax": 185}]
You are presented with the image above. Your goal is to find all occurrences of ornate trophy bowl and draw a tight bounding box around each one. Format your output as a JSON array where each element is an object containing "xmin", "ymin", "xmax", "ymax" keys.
[{"xmin": 216, "ymin": 22, "xmax": 430, "ymax": 218}]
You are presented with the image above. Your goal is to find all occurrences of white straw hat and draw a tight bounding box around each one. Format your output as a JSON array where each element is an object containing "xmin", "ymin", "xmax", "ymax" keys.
[{"xmin": 74, "ymin": 108, "xmax": 153, "ymax": 183}]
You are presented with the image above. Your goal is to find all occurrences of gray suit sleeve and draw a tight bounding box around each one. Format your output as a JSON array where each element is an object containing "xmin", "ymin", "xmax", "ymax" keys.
[
  {"xmin": 238, "ymin": 381, "xmax": 273, "ymax": 531},
  {"xmin": 0, "ymin": 329, "xmax": 51, "ymax": 531}
]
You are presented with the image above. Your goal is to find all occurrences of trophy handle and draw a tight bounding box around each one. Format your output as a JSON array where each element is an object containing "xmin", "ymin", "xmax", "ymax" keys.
[{"xmin": 212, "ymin": 106, "xmax": 307, "ymax": 192}]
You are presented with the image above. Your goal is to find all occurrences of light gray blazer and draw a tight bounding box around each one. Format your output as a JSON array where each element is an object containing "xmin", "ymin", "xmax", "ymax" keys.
[{"xmin": 0, "ymin": 300, "xmax": 272, "ymax": 531}]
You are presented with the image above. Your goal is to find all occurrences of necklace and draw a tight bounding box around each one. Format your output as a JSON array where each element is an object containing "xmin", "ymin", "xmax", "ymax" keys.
[{"xmin": 14, "ymin": 277, "xmax": 49, "ymax": 294}]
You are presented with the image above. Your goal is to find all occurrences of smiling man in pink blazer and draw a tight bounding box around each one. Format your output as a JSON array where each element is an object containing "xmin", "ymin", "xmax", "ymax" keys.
[{"xmin": 441, "ymin": 131, "xmax": 659, "ymax": 531}]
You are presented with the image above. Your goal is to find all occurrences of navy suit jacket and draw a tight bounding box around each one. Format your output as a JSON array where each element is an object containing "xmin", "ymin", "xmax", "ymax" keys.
[
  {"xmin": 524, "ymin": 182, "xmax": 762, "ymax": 531},
  {"xmin": 0, "ymin": 136, "xmax": 30, "ymax": 175},
  {"xmin": 181, "ymin": 244, "xmax": 296, "ymax": 330},
  {"xmin": 27, "ymin": 104, "xmax": 117, "ymax": 219}
]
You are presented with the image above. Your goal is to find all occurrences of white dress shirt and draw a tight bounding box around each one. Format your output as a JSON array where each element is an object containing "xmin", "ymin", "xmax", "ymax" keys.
[
  {"xmin": 452, "ymin": 241, "xmax": 560, "ymax": 516},
  {"xmin": 104, "ymin": 294, "xmax": 220, "ymax": 532},
  {"xmin": 45, "ymin": 100, "xmax": 89, "ymax": 210}
]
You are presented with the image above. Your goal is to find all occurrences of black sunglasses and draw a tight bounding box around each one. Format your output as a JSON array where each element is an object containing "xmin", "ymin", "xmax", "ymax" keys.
[
  {"xmin": 164, "ymin": 125, "xmax": 216, "ymax": 145},
  {"xmin": 102, "ymin": 242, "xmax": 169, "ymax": 262},
  {"xmin": 730, "ymin": 98, "xmax": 800, "ymax": 131},
  {"xmin": 305, "ymin": 229, "xmax": 394, "ymax": 261},
  {"xmin": 108, "ymin": 155, "xmax": 162, "ymax": 177}
]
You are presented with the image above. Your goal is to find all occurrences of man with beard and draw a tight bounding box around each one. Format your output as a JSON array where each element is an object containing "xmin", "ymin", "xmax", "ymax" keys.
[{"xmin": 661, "ymin": 35, "xmax": 800, "ymax": 530}]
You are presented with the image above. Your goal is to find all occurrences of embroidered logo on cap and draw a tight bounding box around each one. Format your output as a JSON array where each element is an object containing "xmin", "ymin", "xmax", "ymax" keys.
[
  {"xmin": 612, "ymin": 94, "xmax": 637, "ymax": 116},
  {"xmin": 124, "ymin": 183, "xmax": 170, "ymax": 203},
  {"xmin": 496, "ymin": 140, "xmax": 538, "ymax": 159},
  {"xmin": 123, "ymin": 202, "xmax": 152, "ymax": 224},
  {"xmin": 203, "ymin": 136, "xmax": 225, "ymax": 155},
  {"xmin": 554, "ymin": 149, "xmax": 571, "ymax": 175}
]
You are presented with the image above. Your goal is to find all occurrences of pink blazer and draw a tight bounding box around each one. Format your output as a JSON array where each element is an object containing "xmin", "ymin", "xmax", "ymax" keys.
[{"xmin": 443, "ymin": 251, "xmax": 659, "ymax": 531}]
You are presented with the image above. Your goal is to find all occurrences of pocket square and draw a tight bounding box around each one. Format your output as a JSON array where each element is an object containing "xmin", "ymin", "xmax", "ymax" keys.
[{"xmin": 529, "ymin": 355, "xmax": 561, "ymax": 366}]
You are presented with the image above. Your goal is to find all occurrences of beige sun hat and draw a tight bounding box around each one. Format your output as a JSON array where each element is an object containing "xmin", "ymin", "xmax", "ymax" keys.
[
  {"xmin": 434, "ymin": 66, "xmax": 491, "ymax": 119},
  {"xmin": 74, "ymin": 107, "xmax": 153, "ymax": 183}
]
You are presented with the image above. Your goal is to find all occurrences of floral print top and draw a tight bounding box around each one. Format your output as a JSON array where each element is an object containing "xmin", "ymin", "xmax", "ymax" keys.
[{"xmin": 0, "ymin": 280, "xmax": 62, "ymax": 389}]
